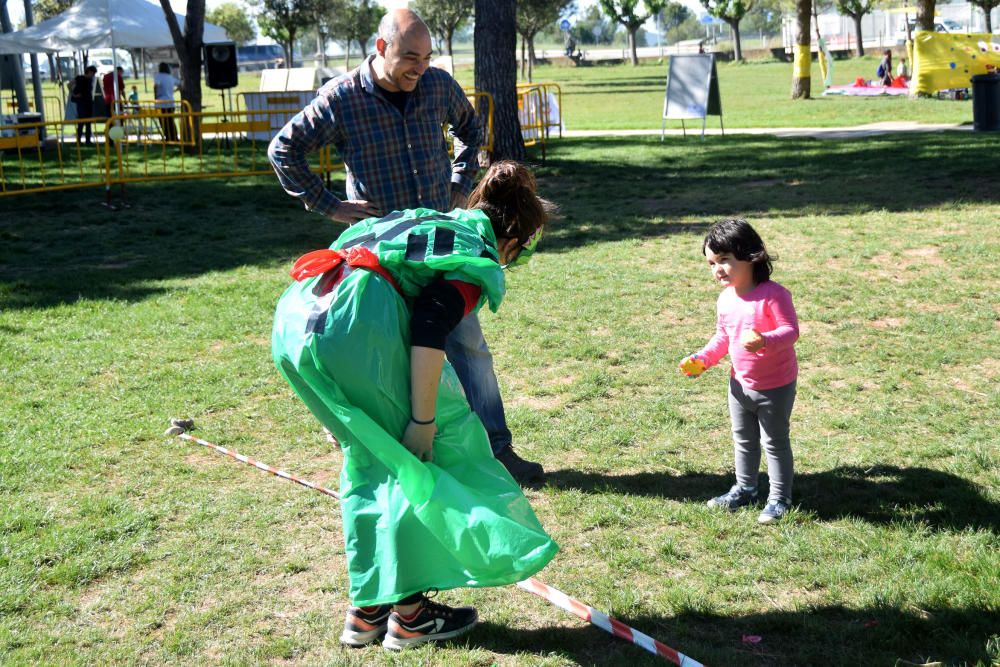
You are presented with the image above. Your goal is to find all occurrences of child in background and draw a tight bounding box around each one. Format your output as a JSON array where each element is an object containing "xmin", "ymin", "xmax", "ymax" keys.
[
  {"xmin": 896, "ymin": 54, "xmax": 910, "ymax": 82},
  {"xmin": 128, "ymin": 85, "xmax": 139, "ymax": 104},
  {"xmin": 679, "ymin": 219, "xmax": 800, "ymax": 524}
]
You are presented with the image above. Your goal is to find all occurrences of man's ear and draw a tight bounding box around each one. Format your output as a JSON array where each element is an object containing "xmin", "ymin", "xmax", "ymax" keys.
[{"xmin": 375, "ymin": 37, "xmax": 388, "ymax": 57}]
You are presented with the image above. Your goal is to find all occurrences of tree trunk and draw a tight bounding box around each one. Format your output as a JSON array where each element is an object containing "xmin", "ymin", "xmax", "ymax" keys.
[
  {"xmin": 917, "ymin": 0, "xmax": 935, "ymax": 30},
  {"xmin": 159, "ymin": 0, "xmax": 205, "ymax": 149},
  {"xmin": 285, "ymin": 30, "xmax": 296, "ymax": 67},
  {"xmin": 528, "ymin": 35, "xmax": 534, "ymax": 82},
  {"xmin": 791, "ymin": 0, "xmax": 811, "ymax": 99},
  {"xmin": 852, "ymin": 14, "xmax": 864, "ymax": 56},
  {"xmin": 317, "ymin": 32, "xmax": 327, "ymax": 67},
  {"xmin": 446, "ymin": 29, "xmax": 454, "ymax": 56},
  {"xmin": 520, "ymin": 34, "xmax": 526, "ymax": 80},
  {"xmin": 474, "ymin": 0, "xmax": 524, "ymax": 162},
  {"xmin": 628, "ymin": 28, "xmax": 639, "ymax": 65},
  {"xmin": 730, "ymin": 19, "xmax": 743, "ymax": 61},
  {"xmin": 985, "ymin": 9, "xmax": 993, "ymax": 33}
]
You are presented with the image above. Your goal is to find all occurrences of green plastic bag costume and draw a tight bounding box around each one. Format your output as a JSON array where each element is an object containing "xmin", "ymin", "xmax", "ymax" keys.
[{"xmin": 272, "ymin": 208, "xmax": 558, "ymax": 606}]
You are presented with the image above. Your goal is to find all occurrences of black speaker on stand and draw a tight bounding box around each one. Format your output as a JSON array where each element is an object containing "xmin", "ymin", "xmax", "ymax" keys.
[
  {"xmin": 205, "ymin": 42, "xmax": 238, "ymax": 89},
  {"xmin": 204, "ymin": 42, "xmax": 238, "ymax": 146}
]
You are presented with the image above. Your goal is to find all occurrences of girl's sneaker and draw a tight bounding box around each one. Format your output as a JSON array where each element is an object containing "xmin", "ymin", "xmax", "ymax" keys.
[
  {"xmin": 707, "ymin": 484, "xmax": 758, "ymax": 510},
  {"xmin": 382, "ymin": 596, "xmax": 478, "ymax": 650},
  {"xmin": 758, "ymin": 499, "xmax": 790, "ymax": 524},
  {"xmin": 340, "ymin": 604, "xmax": 392, "ymax": 647}
]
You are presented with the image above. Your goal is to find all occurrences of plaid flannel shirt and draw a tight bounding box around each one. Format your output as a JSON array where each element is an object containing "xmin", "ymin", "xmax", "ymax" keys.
[{"xmin": 268, "ymin": 56, "xmax": 483, "ymax": 217}]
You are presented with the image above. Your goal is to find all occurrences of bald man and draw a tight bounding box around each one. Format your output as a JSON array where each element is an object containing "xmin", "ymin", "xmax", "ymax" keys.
[{"xmin": 268, "ymin": 8, "xmax": 546, "ymax": 648}]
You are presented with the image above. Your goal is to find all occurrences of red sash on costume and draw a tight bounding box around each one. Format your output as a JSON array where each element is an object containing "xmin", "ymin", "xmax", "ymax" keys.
[{"xmin": 290, "ymin": 247, "xmax": 403, "ymax": 296}]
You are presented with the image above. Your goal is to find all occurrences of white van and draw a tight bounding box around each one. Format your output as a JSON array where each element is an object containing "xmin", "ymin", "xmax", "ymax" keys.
[
  {"xmin": 87, "ymin": 49, "xmax": 134, "ymax": 78},
  {"xmin": 896, "ymin": 19, "xmax": 967, "ymax": 44}
]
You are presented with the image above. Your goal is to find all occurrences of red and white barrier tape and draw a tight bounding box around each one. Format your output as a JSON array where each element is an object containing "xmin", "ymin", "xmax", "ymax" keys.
[
  {"xmin": 177, "ymin": 432, "xmax": 339, "ymax": 499},
  {"xmin": 171, "ymin": 428, "xmax": 702, "ymax": 664},
  {"xmin": 516, "ymin": 577, "xmax": 703, "ymax": 666}
]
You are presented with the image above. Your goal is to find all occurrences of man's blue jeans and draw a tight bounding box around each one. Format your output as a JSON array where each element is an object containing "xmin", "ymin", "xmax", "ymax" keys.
[{"xmin": 445, "ymin": 312, "xmax": 512, "ymax": 455}]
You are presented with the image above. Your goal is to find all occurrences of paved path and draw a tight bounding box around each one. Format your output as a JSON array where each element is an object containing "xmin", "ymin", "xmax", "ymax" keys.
[{"xmin": 563, "ymin": 121, "xmax": 970, "ymax": 140}]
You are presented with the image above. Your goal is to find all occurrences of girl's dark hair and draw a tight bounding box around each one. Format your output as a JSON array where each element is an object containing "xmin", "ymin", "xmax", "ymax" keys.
[
  {"xmin": 703, "ymin": 218, "xmax": 774, "ymax": 284},
  {"xmin": 158, "ymin": 62, "xmax": 171, "ymax": 74},
  {"xmin": 467, "ymin": 160, "xmax": 556, "ymax": 245}
]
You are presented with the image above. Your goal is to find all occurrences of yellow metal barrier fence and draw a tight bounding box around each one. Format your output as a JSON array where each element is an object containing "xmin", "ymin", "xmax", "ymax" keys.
[
  {"xmin": 1, "ymin": 98, "xmax": 497, "ymax": 198},
  {"xmin": 0, "ymin": 117, "xmax": 111, "ymax": 195},
  {"xmin": 4, "ymin": 95, "xmax": 64, "ymax": 126},
  {"xmin": 516, "ymin": 82, "xmax": 562, "ymax": 140},
  {"xmin": 517, "ymin": 85, "xmax": 547, "ymax": 158}
]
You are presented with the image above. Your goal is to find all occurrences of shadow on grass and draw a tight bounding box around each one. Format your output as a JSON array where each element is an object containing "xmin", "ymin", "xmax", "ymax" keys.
[
  {"xmin": 544, "ymin": 465, "xmax": 999, "ymax": 533},
  {"xmin": 474, "ymin": 601, "xmax": 1000, "ymax": 665},
  {"xmin": 532, "ymin": 132, "xmax": 1000, "ymax": 253},
  {"xmin": 0, "ymin": 177, "xmax": 341, "ymax": 311},
  {"xmin": 4, "ymin": 132, "xmax": 999, "ymax": 309}
]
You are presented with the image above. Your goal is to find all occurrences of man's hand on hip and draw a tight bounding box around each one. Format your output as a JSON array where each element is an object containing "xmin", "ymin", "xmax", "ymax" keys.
[
  {"xmin": 449, "ymin": 191, "xmax": 468, "ymax": 211},
  {"xmin": 329, "ymin": 200, "xmax": 381, "ymax": 224}
]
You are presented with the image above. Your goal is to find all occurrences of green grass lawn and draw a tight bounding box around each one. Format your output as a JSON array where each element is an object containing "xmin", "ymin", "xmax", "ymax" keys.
[
  {"xmin": 24, "ymin": 54, "xmax": 975, "ymax": 137},
  {"xmin": 475, "ymin": 56, "xmax": 976, "ymax": 130},
  {"xmin": 2, "ymin": 133, "xmax": 999, "ymax": 666}
]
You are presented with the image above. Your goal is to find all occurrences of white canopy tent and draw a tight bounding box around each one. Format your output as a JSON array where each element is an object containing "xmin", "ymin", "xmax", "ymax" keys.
[
  {"xmin": 0, "ymin": 0, "xmax": 227, "ymax": 54},
  {"xmin": 0, "ymin": 0, "xmax": 227, "ymax": 122}
]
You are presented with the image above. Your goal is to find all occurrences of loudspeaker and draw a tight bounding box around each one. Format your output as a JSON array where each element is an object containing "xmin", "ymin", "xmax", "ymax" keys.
[{"xmin": 204, "ymin": 42, "xmax": 238, "ymax": 90}]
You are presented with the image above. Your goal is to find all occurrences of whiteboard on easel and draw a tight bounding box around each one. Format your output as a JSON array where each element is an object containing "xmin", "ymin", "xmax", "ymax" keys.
[{"xmin": 662, "ymin": 54, "xmax": 723, "ymax": 137}]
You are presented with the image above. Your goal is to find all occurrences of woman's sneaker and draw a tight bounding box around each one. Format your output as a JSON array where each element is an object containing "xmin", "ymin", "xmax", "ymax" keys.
[
  {"xmin": 758, "ymin": 499, "xmax": 790, "ymax": 524},
  {"xmin": 707, "ymin": 484, "xmax": 758, "ymax": 510},
  {"xmin": 340, "ymin": 604, "xmax": 391, "ymax": 647},
  {"xmin": 382, "ymin": 596, "xmax": 478, "ymax": 650}
]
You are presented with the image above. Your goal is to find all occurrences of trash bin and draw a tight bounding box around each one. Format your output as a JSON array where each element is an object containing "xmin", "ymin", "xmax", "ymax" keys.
[{"xmin": 970, "ymin": 73, "xmax": 1000, "ymax": 131}]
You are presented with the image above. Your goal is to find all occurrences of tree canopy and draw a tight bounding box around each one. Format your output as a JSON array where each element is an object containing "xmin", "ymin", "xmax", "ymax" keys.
[
  {"xmin": 700, "ymin": 0, "xmax": 754, "ymax": 60},
  {"xmin": 31, "ymin": 0, "xmax": 74, "ymax": 22},
  {"xmin": 598, "ymin": 0, "xmax": 667, "ymax": 64},
  {"xmin": 326, "ymin": 0, "xmax": 384, "ymax": 66},
  {"xmin": 413, "ymin": 0, "xmax": 473, "ymax": 56},
  {"xmin": 207, "ymin": 2, "xmax": 255, "ymax": 45},
  {"xmin": 517, "ymin": 0, "xmax": 573, "ymax": 79},
  {"xmin": 254, "ymin": 0, "xmax": 317, "ymax": 67}
]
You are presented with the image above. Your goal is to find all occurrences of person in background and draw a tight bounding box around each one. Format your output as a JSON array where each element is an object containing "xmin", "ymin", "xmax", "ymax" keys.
[
  {"xmin": 102, "ymin": 66, "xmax": 126, "ymax": 117},
  {"xmin": 70, "ymin": 65, "xmax": 98, "ymax": 145},
  {"xmin": 896, "ymin": 54, "xmax": 910, "ymax": 82},
  {"xmin": 153, "ymin": 62, "xmax": 180, "ymax": 142},
  {"xmin": 876, "ymin": 49, "xmax": 894, "ymax": 86}
]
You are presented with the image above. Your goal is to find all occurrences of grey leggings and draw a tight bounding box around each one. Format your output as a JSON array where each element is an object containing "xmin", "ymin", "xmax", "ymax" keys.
[{"xmin": 728, "ymin": 377, "xmax": 796, "ymax": 503}]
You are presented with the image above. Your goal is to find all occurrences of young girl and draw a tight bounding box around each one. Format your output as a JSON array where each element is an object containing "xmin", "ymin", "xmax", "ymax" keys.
[{"xmin": 679, "ymin": 219, "xmax": 799, "ymax": 524}]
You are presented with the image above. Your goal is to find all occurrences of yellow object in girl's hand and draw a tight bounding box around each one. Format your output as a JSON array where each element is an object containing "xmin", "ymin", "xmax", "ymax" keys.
[{"xmin": 679, "ymin": 354, "xmax": 706, "ymax": 378}]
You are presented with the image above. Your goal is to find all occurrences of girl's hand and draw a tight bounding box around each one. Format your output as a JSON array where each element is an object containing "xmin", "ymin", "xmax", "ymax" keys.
[
  {"xmin": 741, "ymin": 329, "xmax": 765, "ymax": 352},
  {"xmin": 402, "ymin": 419, "xmax": 436, "ymax": 462},
  {"xmin": 678, "ymin": 354, "xmax": 706, "ymax": 377}
]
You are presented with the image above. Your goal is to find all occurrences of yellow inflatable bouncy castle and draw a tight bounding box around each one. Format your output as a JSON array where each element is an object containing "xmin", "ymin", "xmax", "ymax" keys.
[{"xmin": 913, "ymin": 31, "xmax": 1000, "ymax": 95}]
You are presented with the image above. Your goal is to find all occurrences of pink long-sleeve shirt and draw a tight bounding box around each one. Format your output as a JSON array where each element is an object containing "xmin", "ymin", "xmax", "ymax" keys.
[{"xmin": 697, "ymin": 280, "xmax": 799, "ymax": 391}]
